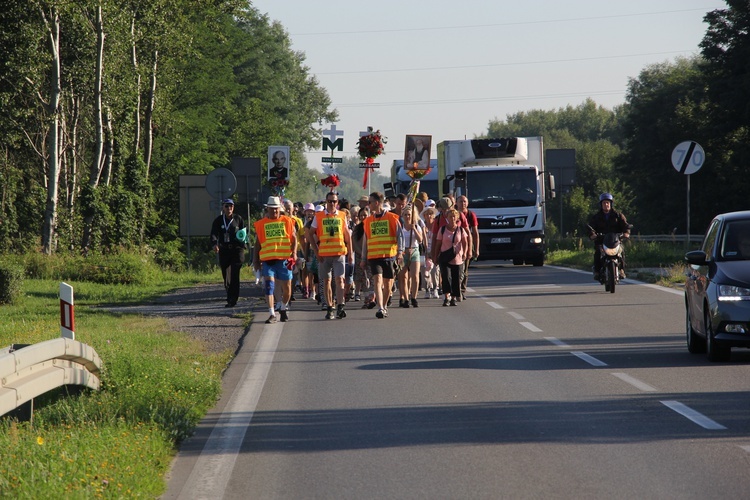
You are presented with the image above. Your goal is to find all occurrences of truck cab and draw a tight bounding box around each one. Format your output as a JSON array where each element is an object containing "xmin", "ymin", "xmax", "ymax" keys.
[{"xmin": 437, "ymin": 137, "xmax": 554, "ymax": 266}]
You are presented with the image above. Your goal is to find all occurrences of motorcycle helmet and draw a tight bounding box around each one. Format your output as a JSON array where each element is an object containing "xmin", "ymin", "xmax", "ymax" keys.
[{"xmin": 599, "ymin": 192, "xmax": 614, "ymax": 205}]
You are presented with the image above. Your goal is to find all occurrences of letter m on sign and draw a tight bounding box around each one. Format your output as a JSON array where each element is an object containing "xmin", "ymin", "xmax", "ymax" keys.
[{"xmin": 322, "ymin": 137, "xmax": 343, "ymax": 151}]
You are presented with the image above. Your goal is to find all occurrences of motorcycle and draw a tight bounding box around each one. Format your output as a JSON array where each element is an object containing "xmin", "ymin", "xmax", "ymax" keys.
[{"xmin": 588, "ymin": 225, "xmax": 630, "ymax": 294}]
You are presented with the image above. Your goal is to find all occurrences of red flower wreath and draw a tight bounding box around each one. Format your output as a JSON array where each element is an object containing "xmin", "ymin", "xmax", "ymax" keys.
[
  {"xmin": 357, "ymin": 127, "xmax": 387, "ymax": 161},
  {"xmin": 320, "ymin": 174, "xmax": 340, "ymax": 190},
  {"xmin": 271, "ymin": 178, "xmax": 288, "ymax": 189}
]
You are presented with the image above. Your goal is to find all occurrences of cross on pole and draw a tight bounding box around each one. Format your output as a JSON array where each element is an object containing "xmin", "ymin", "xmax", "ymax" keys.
[{"xmin": 324, "ymin": 124, "xmax": 344, "ymax": 142}]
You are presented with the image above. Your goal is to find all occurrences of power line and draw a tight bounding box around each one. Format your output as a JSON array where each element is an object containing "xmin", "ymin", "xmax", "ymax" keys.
[
  {"xmin": 316, "ymin": 50, "xmax": 695, "ymax": 76},
  {"xmin": 334, "ymin": 89, "xmax": 626, "ymax": 108},
  {"xmin": 292, "ymin": 8, "xmax": 714, "ymax": 36}
]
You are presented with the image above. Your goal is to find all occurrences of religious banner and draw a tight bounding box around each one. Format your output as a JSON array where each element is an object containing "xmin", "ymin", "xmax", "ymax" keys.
[{"xmin": 404, "ymin": 135, "xmax": 432, "ymax": 177}]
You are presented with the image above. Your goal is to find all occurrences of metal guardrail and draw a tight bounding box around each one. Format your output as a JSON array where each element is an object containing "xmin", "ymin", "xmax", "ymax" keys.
[
  {"xmin": 630, "ymin": 234, "xmax": 703, "ymax": 244},
  {"xmin": 0, "ymin": 337, "xmax": 101, "ymax": 417}
]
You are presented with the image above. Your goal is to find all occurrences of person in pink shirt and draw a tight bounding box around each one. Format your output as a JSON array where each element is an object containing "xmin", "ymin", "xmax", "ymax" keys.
[{"xmin": 435, "ymin": 208, "xmax": 470, "ymax": 307}]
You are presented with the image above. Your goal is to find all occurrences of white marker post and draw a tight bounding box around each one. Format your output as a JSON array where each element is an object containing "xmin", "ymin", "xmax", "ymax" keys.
[{"xmin": 60, "ymin": 282, "xmax": 75, "ymax": 339}]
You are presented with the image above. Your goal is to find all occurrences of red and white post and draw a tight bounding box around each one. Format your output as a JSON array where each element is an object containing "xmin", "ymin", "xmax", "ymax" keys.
[{"xmin": 60, "ymin": 282, "xmax": 75, "ymax": 339}]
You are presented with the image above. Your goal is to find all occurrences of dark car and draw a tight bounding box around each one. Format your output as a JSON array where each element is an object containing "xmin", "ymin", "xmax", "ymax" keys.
[{"xmin": 685, "ymin": 211, "xmax": 750, "ymax": 361}]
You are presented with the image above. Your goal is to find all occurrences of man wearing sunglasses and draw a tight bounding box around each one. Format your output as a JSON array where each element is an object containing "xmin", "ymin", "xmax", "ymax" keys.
[
  {"xmin": 210, "ymin": 198, "xmax": 247, "ymax": 308},
  {"xmin": 310, "ymin": 191, "xmax": 354, "ymax": 320}
]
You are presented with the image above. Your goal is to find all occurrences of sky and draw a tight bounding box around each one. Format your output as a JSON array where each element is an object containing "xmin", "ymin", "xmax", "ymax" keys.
[{"xmin": 250, "ymin": 0, "xmax": 726, "ymax": 171}]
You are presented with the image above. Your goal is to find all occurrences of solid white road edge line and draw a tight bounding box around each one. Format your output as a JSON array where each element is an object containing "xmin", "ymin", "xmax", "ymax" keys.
[
  {"xmin": 612, "ymin": 372, "xmax": 658, "ymax": 392},
  {"xmin": 660, "ymin": 400, "xmax": 727, "ymax": 430},
  {"xmin": 177, "ymin": 322, "xmax": 283, "ymax": 499},
  {"xmin": 571, "ymin": 351, "xmax": 608, "ymax": 367},
  {"xmin": 546, "ymin": 265, "xmax": 684, "ymax": 296}
]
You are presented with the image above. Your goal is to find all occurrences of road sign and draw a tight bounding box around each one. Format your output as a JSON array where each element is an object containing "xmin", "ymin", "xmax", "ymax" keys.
[
  {"xmin": 671, "ymin": 141, "xmax": 705, "ymax": 175},
  {"xmin": 205, "ymin": 168, "xmax": 237, "ymax": 199}
]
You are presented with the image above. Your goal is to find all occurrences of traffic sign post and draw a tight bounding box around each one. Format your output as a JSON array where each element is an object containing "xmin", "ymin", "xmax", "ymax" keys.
[{"xmin": 671, "ymin": 141, "xmax": 705, "ymax": 247}]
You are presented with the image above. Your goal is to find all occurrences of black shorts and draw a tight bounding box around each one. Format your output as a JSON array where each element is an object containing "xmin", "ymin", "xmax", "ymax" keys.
[{"xmin": 368, "ymin": 258, "xmax": 395, "ymax": 279}]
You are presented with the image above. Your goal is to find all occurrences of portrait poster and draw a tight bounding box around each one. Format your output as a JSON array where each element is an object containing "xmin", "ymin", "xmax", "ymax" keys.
[
  {"xmin": 267, "ymin": 146, "xmax": 290, "ymax": 181},
  {"xmin": 404, "ymin": 135, "xmax": 432, "ymax": 171}
]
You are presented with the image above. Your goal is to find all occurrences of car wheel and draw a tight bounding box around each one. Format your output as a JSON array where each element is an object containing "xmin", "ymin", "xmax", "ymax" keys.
[
  {"xmin": 705, "ymin": 309, "xmax": 730, "ymax": 362},
  {"xmin": 686, "ymin": 305, "xmax": 705, "ymax": 353}
]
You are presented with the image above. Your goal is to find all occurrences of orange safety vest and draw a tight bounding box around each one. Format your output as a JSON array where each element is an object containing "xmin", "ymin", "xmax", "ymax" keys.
[
  {"xmin": 364, "ymin": 211, "xmax": 400, "ymax": 259},
  {"xmin": 254, "ymin": 216, "xmax": 295, "ymax": 261},
  {"xmin": 315, "ymin": 211, "xmax": 348, "ymax": 257}
]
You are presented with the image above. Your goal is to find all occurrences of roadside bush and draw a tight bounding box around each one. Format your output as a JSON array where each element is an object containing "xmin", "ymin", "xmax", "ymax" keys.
[
  {"xmin": 0, "ymin": 260, "xmax": 24, "ymax": 304},
  {"xmin": 80, "ymin": 252, "xmax": 158, "ymax": 285}
]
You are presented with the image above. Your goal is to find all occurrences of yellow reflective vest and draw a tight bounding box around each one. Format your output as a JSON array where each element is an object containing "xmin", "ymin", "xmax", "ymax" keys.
[
  {"xmin": 364, "ymin": 211, "xmax": 400, "ymax": 259},
  {"xmin": 314, "ymin": 211, "xmax": 348, "ymax": 257},
  {"xmin": 254, "ymin": 216, "xmax": 295, "ymax": 261}
]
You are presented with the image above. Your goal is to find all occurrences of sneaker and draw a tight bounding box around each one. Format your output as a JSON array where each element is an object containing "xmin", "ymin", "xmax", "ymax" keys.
[
  {"xmin": 386, "ymin": 296, "xmax": 392, "ymax": 307},
  {"xmin": 265, "ymin": 314, "xmax": 277, "ymax": 324},
  {"xmin": 321, "ymin": 303, "xmax": 329, "ymax": 311},
  {"xmin": 336, "ymin": 305, "xmax": 347, "ymax": 319},
  {"xmin": 424, "ymin": 290, "xmax": 431, "ymax": 299},
  {"xmin": 354, "ymin": 294, "xmax": 361, "ymax": 301},
  {"xmin": 432, "ymin": 289, "xmax": 440, "ymax": 299},
  {"xmin": 279, "ymin": 310, "xmax": 288, "ymax": 322},
  {"xmin": 443, "ymin": 298, "xmax": 449, "ymax": 307},
  {"xmin": 400, "ymin": 299, "xmax": 409, "ymax": 308},
  {"xmin": 325, "ymin": 307, "xmax": 335, "ymax": 320},
  {"xmin": 366, "ymin": 301, "xmax": 377, "ymax": 310},
  {"xmin": 450, "ymin": 298, "xmax": 457, "ymax": 306},
  {"xmin": 461, "ymin": 293, "xmax": 467, "ymax": 300},
  {"xmin": 411, "ymin": 298, "xmax": 418, "ymax": 308},
  {"xmin": 376, "ymin": 309, "xmax": 385, "ymax": 319}
]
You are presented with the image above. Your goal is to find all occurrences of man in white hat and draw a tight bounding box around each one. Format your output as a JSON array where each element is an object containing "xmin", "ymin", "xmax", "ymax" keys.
[
  {"xmin": 253, "ymin": 196, "xmax": 298, "ymax": 323},
  {"xmin": 210, "ymin": 198, "xmax": 247, "ymax": 307}
]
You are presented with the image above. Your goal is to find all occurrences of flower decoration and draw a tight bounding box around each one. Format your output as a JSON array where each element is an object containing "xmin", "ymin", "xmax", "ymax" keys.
[
  {"xmin": 320, "ymin": 174, "xmax": 341, "ymax": 190},
  {"xmin": 406, "ymin": 166, "xmax": 432, "ymax": 180},
  {"xmin": 357, "ymin": 127, "xmax": 387, "ymax": 161},
  {"xmin": 269, "ymin": 177, "xmax": 288, "ymax": 196}
]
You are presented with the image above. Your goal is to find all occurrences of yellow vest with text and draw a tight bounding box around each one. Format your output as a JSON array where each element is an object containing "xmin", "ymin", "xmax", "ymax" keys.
[
  {"xmin": 315, "ymin": 211, "xmax": 347, "ymax": 257},
  {"xmin": 364, "ymin": 211, "xmax": 400, "ymax": 259},
  {"xmin": 254, "ymin": 216, "xmax": 295, "ymax": 261}
]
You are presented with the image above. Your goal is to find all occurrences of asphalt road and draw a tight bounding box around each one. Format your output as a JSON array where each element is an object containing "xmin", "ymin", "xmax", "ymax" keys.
[{"xmin": 163, "ymin": 263, "xmax": 750, "ymax": 499}]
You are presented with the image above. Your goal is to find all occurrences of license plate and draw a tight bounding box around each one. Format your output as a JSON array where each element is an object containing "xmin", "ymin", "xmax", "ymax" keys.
[{"xmin": 491, "ymin": 237, "xmax": 511, "ymax": 244}]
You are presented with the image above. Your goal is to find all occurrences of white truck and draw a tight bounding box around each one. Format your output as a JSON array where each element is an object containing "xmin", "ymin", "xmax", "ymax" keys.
[{"xmin": 436, "ymin": 136, "xmax": 554, "ymax": 266}]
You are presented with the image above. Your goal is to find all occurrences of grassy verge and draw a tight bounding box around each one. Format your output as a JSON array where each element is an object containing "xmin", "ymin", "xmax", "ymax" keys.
[
  {"xmin": 0, "ymin": 262, "xmax": 253, "ymax": 498},
  {"xmin": 546, "ymin": 237, "xmax": 690, "ymax": 288}
]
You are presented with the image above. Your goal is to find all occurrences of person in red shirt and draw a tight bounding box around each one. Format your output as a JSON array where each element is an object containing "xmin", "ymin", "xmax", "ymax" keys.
[{"xmin": 456, "ymin": 195, "xmax": 479, "ymax": 300}]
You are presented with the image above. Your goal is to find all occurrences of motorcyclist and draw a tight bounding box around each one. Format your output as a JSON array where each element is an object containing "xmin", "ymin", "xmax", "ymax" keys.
[{"xmin": 588, "ymin": 193, "xmax": 630, "ymax": 280}]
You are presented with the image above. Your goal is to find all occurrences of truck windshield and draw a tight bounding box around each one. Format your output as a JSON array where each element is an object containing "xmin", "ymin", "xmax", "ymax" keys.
[{"xmin": 466, "ymin": 170, "xmax": 537, "ymax": 208}]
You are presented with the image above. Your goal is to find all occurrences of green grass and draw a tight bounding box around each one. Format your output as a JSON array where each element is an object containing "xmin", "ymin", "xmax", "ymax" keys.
[
  {"xmin": 0, "ymin": 261, "xmax": 255, "ymax": 498},
  {"xmin": 546, "ymin": 237, "xmax": 690, "ymax": 287}
]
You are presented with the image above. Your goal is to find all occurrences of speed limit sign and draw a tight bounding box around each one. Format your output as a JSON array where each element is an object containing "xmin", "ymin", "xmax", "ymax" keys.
[{"xmin": 671, "ymin": 141, "xmax": 705, "ymax": 175}]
